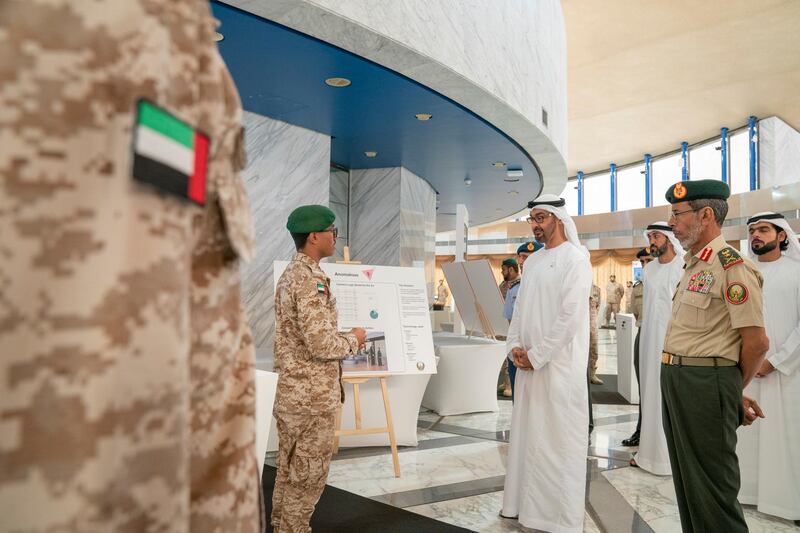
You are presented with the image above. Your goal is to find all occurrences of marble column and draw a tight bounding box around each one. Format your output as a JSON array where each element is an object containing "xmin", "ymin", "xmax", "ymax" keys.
[
  {"xmin": 239, "ymin": 111, "xmax": 331, "ymax": 363},
  {"xmin": 349, "ymin": 167, "xmax": 437, "ymax": 293}
]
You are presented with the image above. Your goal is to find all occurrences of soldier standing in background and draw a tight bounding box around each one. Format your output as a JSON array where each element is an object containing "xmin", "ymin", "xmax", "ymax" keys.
[
  {"xmin": 272, "ymin": 205, "xmax": 366, "ymax": 533},
  {"xmin": 589, "ymin": 284, "xmax": 603, "ymax": 385},
  {"xmin": 434, "ymin": 279, "xmax": 450, "ymax": 310},
  {"xmin": 1, "ymin": 2, "xmax": 262, "ymax": 531},
  {"xmin": 622, "ymin": 248, "xmax": 653, "ymax": 447},
  {"xmin": 603, "ymin": 274, "xmax": 625, "ymax": 327}
]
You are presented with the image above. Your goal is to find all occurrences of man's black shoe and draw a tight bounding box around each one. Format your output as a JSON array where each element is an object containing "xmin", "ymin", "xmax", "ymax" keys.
[{"xmin": 621, "ymin": 434, "xmax": 640, "ymax": 447}]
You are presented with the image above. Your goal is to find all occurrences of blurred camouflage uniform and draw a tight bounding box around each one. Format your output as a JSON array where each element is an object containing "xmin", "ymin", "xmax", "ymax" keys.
[
  {"xmin": 0, "ymin": 2, "xmax": 261, "ymax": 532},
  {"xmin": 589, "ymin": 284, "xmax": 601, "ymax": 375},
  {"xmin": 272, "ymin": 253, "xmax": 359, "ymax": 533}
]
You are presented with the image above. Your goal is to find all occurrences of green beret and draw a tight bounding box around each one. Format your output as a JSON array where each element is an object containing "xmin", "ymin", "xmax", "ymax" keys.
[
  {"xmin": 502, "ymin": 258, "xmax": 518, "ymax": 267},
  {"xmin": 665, "ymin": 179, "xmax": 730, "ymax": 204},
  {"xmin": 286, "ymin": 205, "xmax": 336, "ymax": 233}
]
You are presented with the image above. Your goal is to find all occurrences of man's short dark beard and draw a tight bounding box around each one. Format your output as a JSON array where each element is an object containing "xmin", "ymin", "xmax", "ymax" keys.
[
  {"xmin": 751, "ymin": 239, "xmax": 779, "ymax": 256},
  {"xmin": 650, "ymin": 243, "xmax": 668, "ymax": 258}
]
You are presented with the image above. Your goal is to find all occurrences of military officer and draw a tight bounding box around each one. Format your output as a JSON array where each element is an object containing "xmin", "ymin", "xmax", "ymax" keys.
[
  {"xmin": 1, "ymin": 2, "xmax": 262, "ymax": 531},
  {"xmin": 622, "ymin": 248, "xmax": 653, "ymax": 446},
  {"xmin": 589, "ymin": 283, "xmax": 603, "ymax": 385},
  {"xmin": 272, "ymin": 205, "xmax": 367, "ymax": 533},
  {"xmin": 661, "ymin": 180, "xmax": 769, "ymax": 532},
  {"xmin": 499, "ymin": 258, "xmax": 520, "ymax": 299},
  {"xmin": 504, "ymin": 242, "xmax": 543, "ymax": 399}
]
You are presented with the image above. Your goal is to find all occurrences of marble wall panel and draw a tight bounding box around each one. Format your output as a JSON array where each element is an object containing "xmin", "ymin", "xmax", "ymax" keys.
[
  {"xmin": 349, "ymin": 167, "xmax": 402, "ymax": 266},
  {"xmin": 758, "ymin": 116, "xmax": 800, "ymax": 189},
  {"xmin": 240, "ymin": 111, "xmax": 330, "ymax": 363},
  {"xmin": 349, "ymin": 167, "xmax": 436, "ymax": 295}
]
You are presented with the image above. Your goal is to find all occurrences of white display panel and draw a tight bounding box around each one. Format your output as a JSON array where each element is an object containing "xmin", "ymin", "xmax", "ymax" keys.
[
  {"xmin": 274, "ymin": 261, "xmax": 436, "ymax": 376},
  {"xmin": 442, "ymin": 260, "xmax": 508, "ymax": 338}
]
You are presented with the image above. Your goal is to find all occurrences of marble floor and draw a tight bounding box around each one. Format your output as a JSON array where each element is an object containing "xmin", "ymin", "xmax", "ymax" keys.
[{"xmin": 264, "ymin": 330, "xmax": 796, "ymax": 532}]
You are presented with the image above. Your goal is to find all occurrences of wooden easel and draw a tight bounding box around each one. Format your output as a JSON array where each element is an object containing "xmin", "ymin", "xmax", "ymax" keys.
[{"xmin": 333, "ymin": 246, "xmax": 401, "ymax": 477}]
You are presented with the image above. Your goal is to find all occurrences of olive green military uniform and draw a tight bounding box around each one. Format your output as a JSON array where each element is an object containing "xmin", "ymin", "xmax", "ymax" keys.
[
  {"xmin": 0, "ymin": 2, "xmax": 262, "ymax": 531},
  {"xmin": 661, "ymin": 234, "xmax": 764, "ymax": 532},
  {"xmin": 272, "ymin": 250, "xmax": 358, "ymax": 533}
]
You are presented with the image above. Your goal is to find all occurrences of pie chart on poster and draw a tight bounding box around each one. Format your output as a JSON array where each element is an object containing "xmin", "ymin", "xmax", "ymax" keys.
[{"xmin": 370, "ymin": 310, "xmax": 379, "ymax": 319}]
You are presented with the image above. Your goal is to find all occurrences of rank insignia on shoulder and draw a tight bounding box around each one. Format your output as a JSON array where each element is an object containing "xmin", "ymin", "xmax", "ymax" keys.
[
  {"xmin": 132, "ymin": 99, "xmax": 209, "ymax": 206},
  {"xmin": 687, "ymin": 270, "xmax": 715, "ymax": 294},
  {"xmin": 725, "ymin": 282, "xmax": 749, "ymax": 305},
  {"xmin": 718, "ymin": 247, "xmax": 743, "ymax": 270},
  {"xmin": 699, "ymin": 247, "xmax": 713, "ymax": 263}
]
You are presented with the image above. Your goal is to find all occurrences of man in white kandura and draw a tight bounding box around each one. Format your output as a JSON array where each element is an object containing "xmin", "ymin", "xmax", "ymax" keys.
[
  {"xmin": 738, "ymin": 211, "xmax": 800, "ymax": 521},
  {"xmin": 502, "ymin": 194, "xmax": 592, "ymax": 533},
  {"xmin": 631, "ymin": 222, "xmax": 684, "ymax": 474}
]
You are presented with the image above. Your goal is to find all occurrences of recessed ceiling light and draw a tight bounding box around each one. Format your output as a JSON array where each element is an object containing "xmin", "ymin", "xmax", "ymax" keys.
[
  {"xmin": 325, "ymin": 77, "xmax": 351, "ymax": 87},
  {"xmin": 364, "ymin": 151, "xmax": 377, "ymax": 158},
  {"xmin": 493, "ymin": 161, "xmax": 506, "ymax": 168},
  {"xmin": 213, "ymin": 31, "xmax": 224, "ymax": 42},
  {"xmin": 506, "ymin": 169, "xmax": 523, "ymax": 179},
  {"xmin": 508, "ymin": 190, "xmax": 519, "ymax": 195},
  {"xmin": 464, "ymin": 177, "xmax": 472, "ymax": 187},
  {"xmin": 415, "ymin": 113, "xmax": 433, "ymax": 121}
]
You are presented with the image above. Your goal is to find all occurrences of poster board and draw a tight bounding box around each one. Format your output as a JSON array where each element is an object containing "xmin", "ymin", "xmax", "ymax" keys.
[
  {"xmin": 442, "ymin": 260, "xmax": 508, "ymax": 337},
  {"xmin": 274, "ymin": 261, "xmax": 436, "ymax": 376}
]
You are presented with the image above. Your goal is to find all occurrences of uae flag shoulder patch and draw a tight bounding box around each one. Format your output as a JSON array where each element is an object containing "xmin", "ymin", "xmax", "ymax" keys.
[{"xmin": 132, "ymin": 99, "xmax": 209, "ymax": 206}]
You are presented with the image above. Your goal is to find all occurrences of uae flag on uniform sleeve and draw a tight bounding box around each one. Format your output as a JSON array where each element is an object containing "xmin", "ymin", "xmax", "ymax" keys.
[{"xmin": 132, "ymin": 99, "xmax": 209, "ymax": 205}]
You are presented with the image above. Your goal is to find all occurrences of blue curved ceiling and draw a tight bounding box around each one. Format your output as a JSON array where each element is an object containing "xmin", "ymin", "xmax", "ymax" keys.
[{"xmin": 211, "ymin": 2, "xmax": 541, "ymax": 227}]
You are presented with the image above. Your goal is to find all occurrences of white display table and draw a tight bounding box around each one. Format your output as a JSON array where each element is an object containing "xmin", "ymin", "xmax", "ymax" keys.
[
  {"xmin": 255, "ymin": 369, "xmax": 278, "ymax": 474},
  {"xmin": 616, "ymin": 313, "xmax": 639, "ymax": 404},
  {"xmin": 264, "ymin": 371, "xmax": 432, "ymax": 452},
  {"xmin": 422, "ymin": 332, "xmax": 507, "ymax": 416}
]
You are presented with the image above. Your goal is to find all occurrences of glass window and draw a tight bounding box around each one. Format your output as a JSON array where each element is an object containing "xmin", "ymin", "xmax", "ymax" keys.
[
  {"xmin": 582, "ymin": 172, "xmax": 611, "ymax": 215},
  {"xmin": 729, "ymin": 130, "xmax": 750, "ymax": 194},
  {"xmin": 561, "ymin": 180, "xmax": 579, "ymax": 216},
  {"xmin": 616, "ymin": 163, "xmax": 646, "ymax": 211},
  {"xmin": 689, "ymin": 140, "xmax": 722, "ymax": 181},
  {"xmin": 652, "ymin": 154, "xmax": 682, "ymax": 206}
]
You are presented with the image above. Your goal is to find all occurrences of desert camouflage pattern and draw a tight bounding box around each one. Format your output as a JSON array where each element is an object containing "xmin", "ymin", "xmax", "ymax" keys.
[
  {"xmin": 270, "ymin": 411, "xmax": 336, "ymax": 533},
  {"xmin": 588, "ymin": 285, "xmax": 600, "ymax": 372},
  {"xmin": 631, "ymin": 280, "xmax": 644, "ymax": 326},
  {"xmin": 0, "ymin": 1, "xmax": 261, "ymax": 531},
  {"xmin": 273, "ymin": 253, "xmax": 358, "ymax": 415}
]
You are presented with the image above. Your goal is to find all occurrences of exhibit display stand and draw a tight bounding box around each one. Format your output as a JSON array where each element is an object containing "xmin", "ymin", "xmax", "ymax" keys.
[{"xmin": 333, "ymin": 247, "xmax": 401, "ymax": 478}]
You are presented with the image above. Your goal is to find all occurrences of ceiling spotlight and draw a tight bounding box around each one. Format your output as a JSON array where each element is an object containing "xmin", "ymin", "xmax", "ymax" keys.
[
  {"xmin": 415, "ymin": 113, "xmax": 433, "ymax": 121},
  {"xmin": 213, "ymin": 31, "xmax": 224, "ymax": 42},
  {"xmin": 325, "ymin": 77, "xmax": 352, "ymax": 88},
  {"xmin": 506, "ymin": 169, "xmax": 523, "ymax": 179},
  {"xmin": 508, "ymin": 190, "xmax": 519, "ymax": 195},
  {"xmin": 464, "ymin": 177, "xmax": 472, "ymax": 187},
  {"xmin": 492, "ymin": 161, "xmax": 506, "ymax": 168},
  {"xmin": 364, "ymin": 151, "xmax": 378, "ymax": 158}
]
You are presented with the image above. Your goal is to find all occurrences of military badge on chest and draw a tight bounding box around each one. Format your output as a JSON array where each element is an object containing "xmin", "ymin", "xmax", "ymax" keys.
[{"xmin": 687, "ymin": 270, "xmax": 715, "ymax": 294}]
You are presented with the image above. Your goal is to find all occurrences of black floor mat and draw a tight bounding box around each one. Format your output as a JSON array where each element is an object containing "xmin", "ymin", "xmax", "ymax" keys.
[{"xmin": 261, "ymin": 465, "xmax": 473, "ymax": 532}]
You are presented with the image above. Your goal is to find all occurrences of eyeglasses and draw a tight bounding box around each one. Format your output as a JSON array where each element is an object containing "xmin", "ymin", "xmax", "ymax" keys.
[
  {"xmin": 669, "ymin": 208, "xmax": 699, "ymax": 220},
  {"xmin": 318, "ymin": 226, "xmax": 338, "ymax": 239},
  {"xmin": 526, "ymin": 213, "xmax": 552, "ymax": 224}
]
